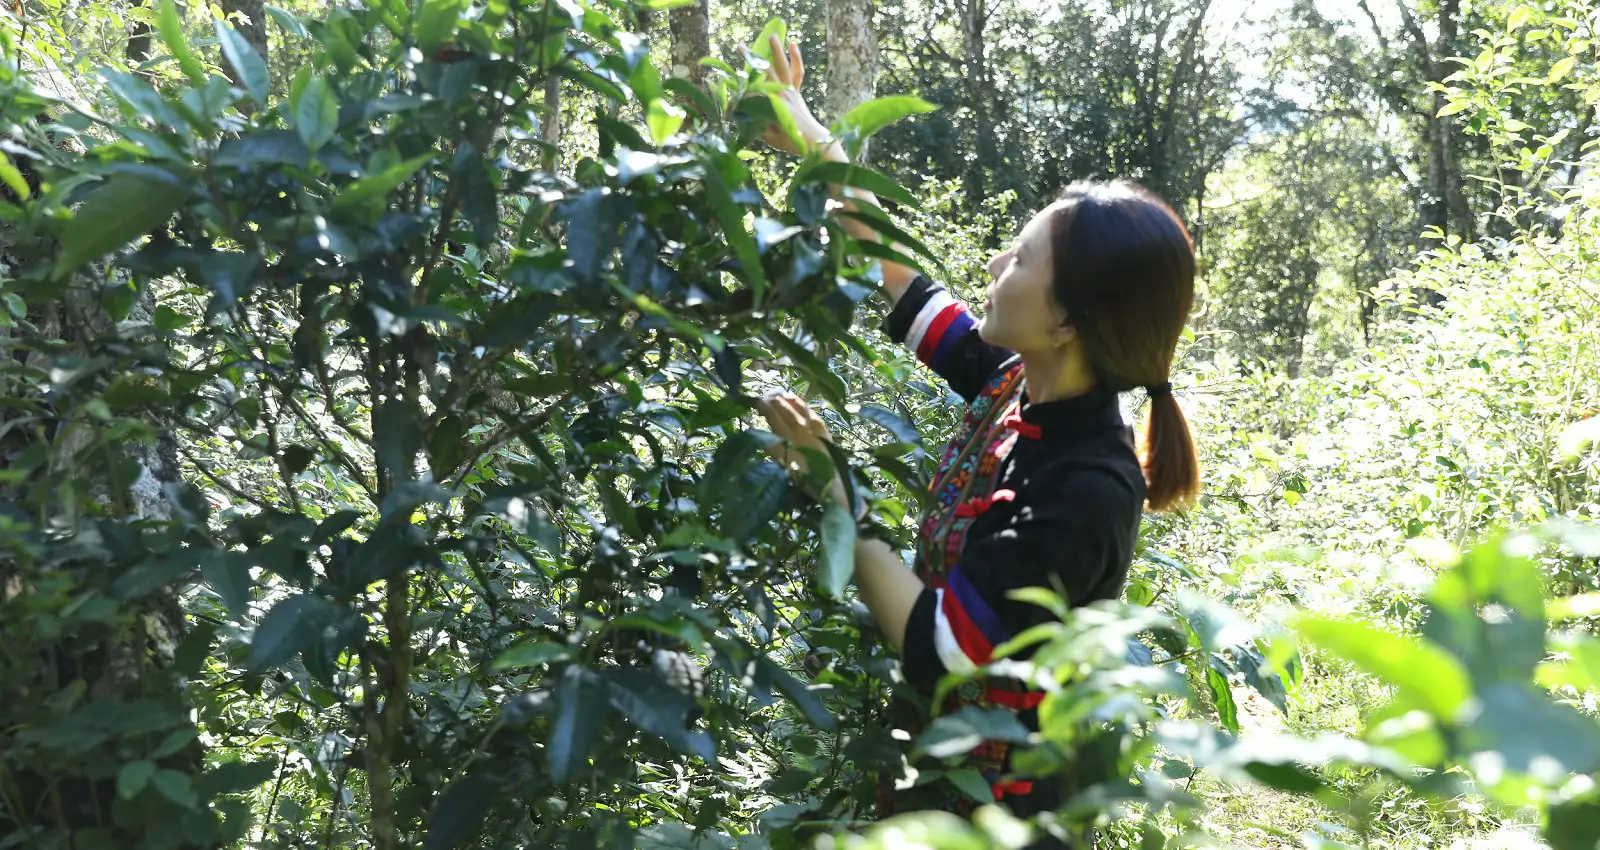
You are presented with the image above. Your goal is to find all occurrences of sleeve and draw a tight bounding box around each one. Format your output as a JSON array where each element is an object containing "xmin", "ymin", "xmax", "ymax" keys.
[
  {"xmin": 883, "ymin": 275, "xmax": 1014, "ymax": 404},
  {"xmin": 899, "ymin": 474, "xmax": 1135, "ymax": 693}
]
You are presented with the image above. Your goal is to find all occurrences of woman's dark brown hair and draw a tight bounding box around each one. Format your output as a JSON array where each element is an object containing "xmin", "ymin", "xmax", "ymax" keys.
[{"xmin": 1048, "ymin": 179, "xmax": 1200, "ymax": 511}]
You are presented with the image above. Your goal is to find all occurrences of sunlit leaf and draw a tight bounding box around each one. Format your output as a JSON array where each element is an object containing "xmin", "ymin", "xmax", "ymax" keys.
[
  {"xmin": 646, "ymin": 99, "xmax": 687, "ymax": 146},
  {"xmin": 54, "ymin": 174, "xmax": 189, "ymax": 278},
  {"xmin": 331, "ymin": 154, "xmax": 435, "ymax": 218},
  {"xmin": 415, "ymin": 0, "xmax": 468, "ymax": 56},
  {"xmin": 157, "ymin": 0, "xmax": 207, "ymax": 84},
  {"xmin": 1207, "ymin": 662, "xmax": 1239, "ymax": 736},
  {"xmin": 548, "ymin": 665, "xmax": 607, "ymax": 783},
  {"xmin": 834, "ymin": 95, "xmax": 938, "ymax": 142},
  {"xmin": 1549, "ymin": 55, "xmax": 1577, "ymax": 83},
  {"xmin": 491, "ymin": 640, "xmax": 571, "ymax": 672},
  {"xmin": 748, "ymin": 17, "xmax": 787, "ymax": 60},
  {"xmin": 0, "ymin": 155, "xmax": 30, "ymax": 200},
  {"xmin": 793, "ymin": 160, "xmax": 920, "ymax": 210},
  {"xmin": 216, "ymin": 21, "xmax": 269, "ymax": 104},
  {"xmin": 819, "ymin": 500, "xmax": 856, "ymax": 599},
  {"xmin": 1295, "ymin": 615, "xmax": 1471, "ymax": 719}
]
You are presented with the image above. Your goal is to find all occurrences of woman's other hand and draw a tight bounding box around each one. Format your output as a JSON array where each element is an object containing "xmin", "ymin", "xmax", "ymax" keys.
[
  {"xmin": 744, "ymin": 38, "xmax": 919, "ymax": 302},
  {"xmin": 748, "ymin": 37, "xmax": 830, "ymax": 155},
  {"xmin": 756, "ymin": 392, "xmax": 848, "ymax": 508}
]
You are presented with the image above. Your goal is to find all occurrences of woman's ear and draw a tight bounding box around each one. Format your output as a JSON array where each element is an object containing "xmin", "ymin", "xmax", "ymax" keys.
[{"xmin": 1052, "ymin": 320, "xmax": 1077, "ymax": 349}]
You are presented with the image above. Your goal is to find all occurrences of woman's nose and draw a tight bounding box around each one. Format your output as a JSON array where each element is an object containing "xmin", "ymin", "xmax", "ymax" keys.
[{"xmin": 987, "ymin": 252, "xmax": 1005, "ymax": 278}]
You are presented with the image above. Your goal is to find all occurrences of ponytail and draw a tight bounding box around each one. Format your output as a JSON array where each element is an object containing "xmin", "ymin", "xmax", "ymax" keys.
[
  {"xmin": 1046, "ymin": 179, "xmax": 1201, "ymax": 511},
  {"xmin": 1140, "ymin": 391, "xmax": 1200, "ymax": 512}
]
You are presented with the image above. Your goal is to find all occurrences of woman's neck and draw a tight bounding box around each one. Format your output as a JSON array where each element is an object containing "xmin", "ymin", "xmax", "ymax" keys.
[{"xmin": 1019, "ymin": 346, "xmax": 1098, "ymax": 405}]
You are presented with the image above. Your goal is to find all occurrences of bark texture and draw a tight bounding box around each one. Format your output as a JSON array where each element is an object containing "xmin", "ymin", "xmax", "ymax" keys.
[
  {"xmin": 825, "ymin": 0, "xmax": 877, "ymax": 144},
  {"xmin": 543, "ymin": 73, "xmax": 562, "ymax": 171},
  {"xmin": 669, "ymin": 0, "xmax": 711, "ymax": 88},
  {"xmin": 961, "ymin": 0, "xmax": 993, "ymax": 206},
  {"xmin": 0, "ymin": 125, "xmax": 194, "ymax": 842},
  {"xmin": 220, "ymin": 0, "xmax": 270, "ymax": 102}
]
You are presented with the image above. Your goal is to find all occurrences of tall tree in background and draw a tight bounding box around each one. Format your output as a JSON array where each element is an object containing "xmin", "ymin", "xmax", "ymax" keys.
[
  {"xmin": 127, "ymin": 0, "xmax": 153, "ymax": 64},
  {"xmin": 1142, "ymin": 0, "xmax": 1216, "ymax": 200},
  {"xmin": 825, "ymin": 0, "xmax": 876, "ymax": 151},
  {"xmin": 1237, "ymin": 2, "xmax": 1419, "ymax": 348},
  {"xmin": 671, "ymin": 0, "xmax": 712, "ymax": 87},
  {"xmin": 220, "ymin": 0, "xmax": 269, "ymax": 90},
  {"xmin": 1203, "ymin": 118, "xmax": 1413, "ymax": 373},
  {"xmin": 863, "ymin": 0, "xmax": 1243, "ymax": 227},
  {"xmin": 0, "ymin": 130, "xmax": 201, "ymax": 841},
  {"xmin": 959, "ymin": 0, "xmax": 996, "ymax": 206},
  {"xmin": 1356, "ymin": 0, "xmax": 1475, "ymax": 244},
  {"xmin": 543, "ymin": 75, "xmax": 562, "ymax": 170}
]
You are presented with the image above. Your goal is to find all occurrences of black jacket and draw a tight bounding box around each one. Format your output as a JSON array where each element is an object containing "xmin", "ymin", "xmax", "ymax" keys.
[{"xmin": 884, "ymin": 276, "xmax": 1146, "ymax": 839}]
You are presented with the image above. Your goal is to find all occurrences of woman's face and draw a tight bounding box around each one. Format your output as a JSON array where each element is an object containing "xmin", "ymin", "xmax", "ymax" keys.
[{"xmin": 977, "ymin": 203, "xmax": 1074, "ymax": 354}]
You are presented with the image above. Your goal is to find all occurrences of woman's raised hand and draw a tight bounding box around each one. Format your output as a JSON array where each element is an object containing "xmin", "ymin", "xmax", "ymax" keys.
[
  {"xmin": 755, "ymin": 392, "xmax": 848, "ymax": 508},
  {"xmin": 749, "ymin": 36, "xmax": 830, "ymax": 155}
]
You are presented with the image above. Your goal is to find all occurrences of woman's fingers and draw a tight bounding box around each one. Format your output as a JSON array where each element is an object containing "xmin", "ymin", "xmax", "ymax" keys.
[
  {"xmin": 777, "ymin": 395, "xmax": 814, "ymax": 432},
  {"xmin": 788, "ymin": 42, "xmax": 804, "ymax": 85},
  {"xmin": 779, "ymin": 393, "xmax": 827, "ymax": 435},
  {"xmin": 768, "ymin": 35, "xmax": 790, "ymax": 82},
  {"xmin": 747, "ymin": 40, "xmax": 803, "ymax": 87},
  {"xmin": 743, "ymin": 45, "xmax": 783, "ymax": 91},
  {"xmin": 760, "ymin": 391, "xmax": 832, "ymax": 449},
  {"xmin": 759, "ymin": 393, "xmax": 802, "ymax": 437}
]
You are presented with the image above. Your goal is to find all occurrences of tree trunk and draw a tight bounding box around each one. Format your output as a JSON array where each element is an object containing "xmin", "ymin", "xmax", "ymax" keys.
[
  {"xmin": 961, "ymin": 0, "xmax": 993, "ymax": 211},
  {"xmin": 222, "ymin": 0, "xmax": 268, "ymax": 57},
  {"xmin": 543, "ymin": 74, "xmax": 562, "ymax": 172},
  {"xmin": 0, "ymin": 246, "xmax": 196, "ymax": 842},
  {"xmin": 1150, "ymin": 0, "xmax": 1211, "ymax": 200},
  {"xmin": 219, "ymin": 0, "xmax": 269, "ymax": 97},
  {"xmin": 1416, "ymin": 0, "xmax": 1470, "ymax": 250},
  {"xmin": 1285, "ymin": 254, "xmax": 1318, "ymax": 379},
  {"xmin": 1434, "ymin": 0, "xmax": 1472, "ymax": 242},
  {"xmin": 127, "ymin": 0, "xmax": 154, "ymax": 65},
  {"xmin": 826, "ymin": 0, "xmax": 876, "ymax": 155},
  {"xmin": 1422, "ymin": 94, "xmax": 1449, "ymax": 238},
  {"xmin": 669, "ymin": 0, "xmax": 711, "ymax": 88}
]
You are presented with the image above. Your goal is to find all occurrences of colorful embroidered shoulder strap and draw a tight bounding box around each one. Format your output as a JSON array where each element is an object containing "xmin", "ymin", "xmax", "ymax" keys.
[
  {"xmin": 915, "ymin": 362, "xmax": 1026, "ymax": 582},
  {"xmin": 877, "ymin": 362, "xmax": 1048, "ymax": 817}
]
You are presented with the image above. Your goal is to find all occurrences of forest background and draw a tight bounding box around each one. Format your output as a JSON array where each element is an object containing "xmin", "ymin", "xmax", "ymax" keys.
[{"xmin": 1, "ymin": 0, "xmax": 1599, "ymax": 846}]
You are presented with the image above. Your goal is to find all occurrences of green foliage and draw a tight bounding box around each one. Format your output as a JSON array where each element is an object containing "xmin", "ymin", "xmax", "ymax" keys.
[
  {"xmin": 0, "ymin": 1, "xmax": 946, "ymax": 845},
  {"xmin": 0, "ymin": 1, "xmax": 1282, "ymax": 847}
]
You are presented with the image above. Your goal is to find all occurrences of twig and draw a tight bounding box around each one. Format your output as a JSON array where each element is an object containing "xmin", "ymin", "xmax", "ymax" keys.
[
  {"xmin": 320, "ymin": 765, "xmax": 349, "ymax": 850},
  {"xmin": 446, "ymin": 343, "xmax": 656, "ymax": 489},
  {"xmin": 172, "ymin": 438, "xmax": 272, "ymax": 511},
  {"xmin": 257, "ymin": 743, "xmax": 292, "ymax": 843}
]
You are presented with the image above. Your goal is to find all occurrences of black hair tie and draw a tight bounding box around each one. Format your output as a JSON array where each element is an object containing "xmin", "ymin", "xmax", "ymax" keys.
[{"xmin": 1145, "ymin": 381, "xmax": 1173, "ymax": 398}]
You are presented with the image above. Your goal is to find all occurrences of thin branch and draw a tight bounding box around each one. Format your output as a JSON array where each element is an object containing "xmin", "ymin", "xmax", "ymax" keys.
[
  {"xmin": 173, "ymin": 437, "xmax": 274, "ymax": 511},
  {"xmin": 446, "ymin": 341, "xmax": 656, "ymax": 489}
]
